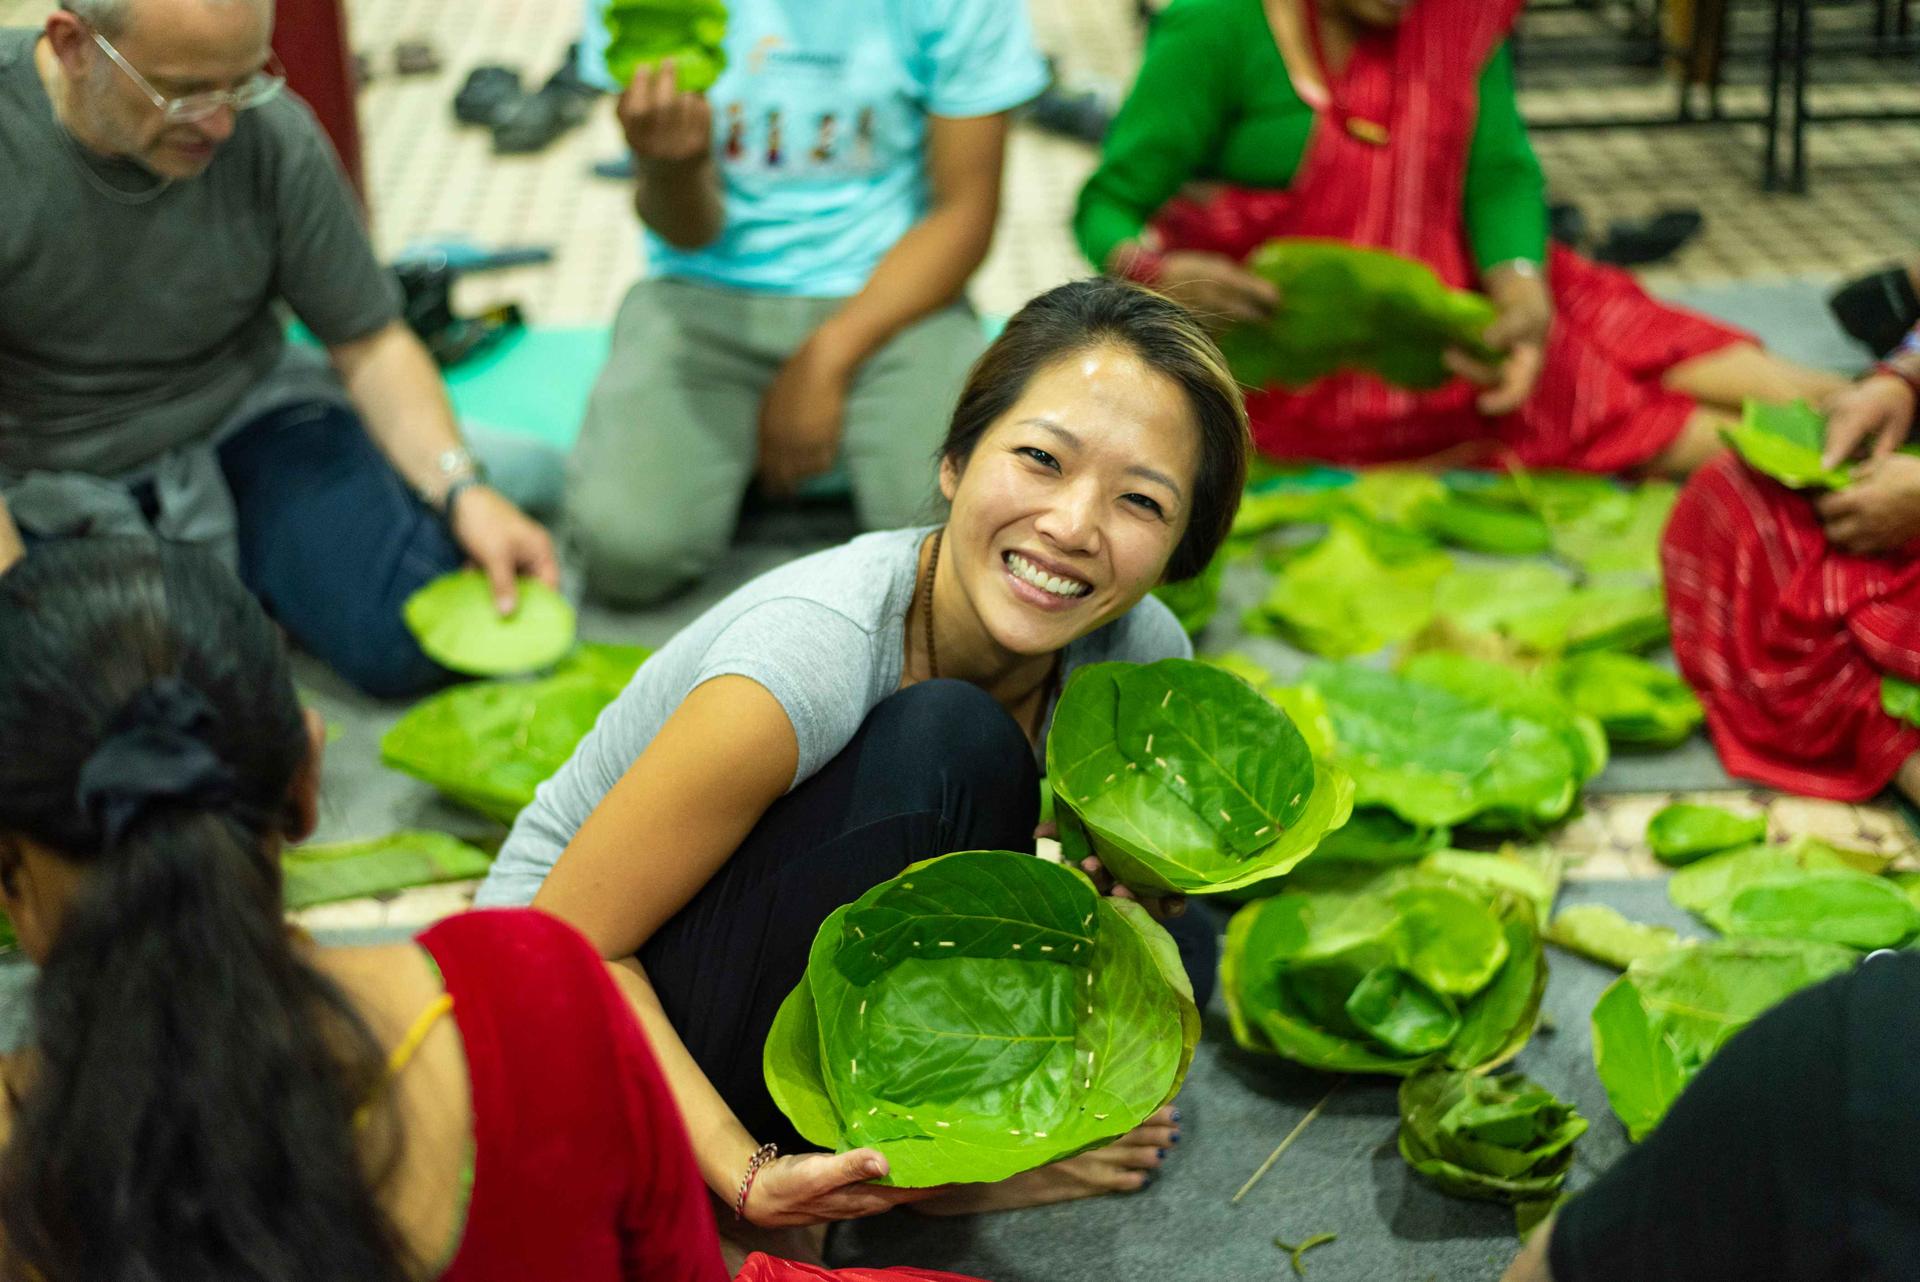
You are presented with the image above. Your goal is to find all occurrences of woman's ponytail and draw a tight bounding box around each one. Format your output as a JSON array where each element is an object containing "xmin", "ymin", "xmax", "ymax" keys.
[{"xmin": 0, "ymin": 541, "xmax": 410, "ymax": 1282}]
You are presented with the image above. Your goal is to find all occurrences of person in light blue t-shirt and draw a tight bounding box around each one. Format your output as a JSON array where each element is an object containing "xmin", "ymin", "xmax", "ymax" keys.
[{"xmin": 567, "ymin": 0, "xmax": 1049, "ymax": 606}]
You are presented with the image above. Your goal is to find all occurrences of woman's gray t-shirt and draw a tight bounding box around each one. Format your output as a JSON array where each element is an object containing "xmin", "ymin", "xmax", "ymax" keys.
[{"xmin": 476, "ymin": 526, "xmax": 1192, "ymax": 907}]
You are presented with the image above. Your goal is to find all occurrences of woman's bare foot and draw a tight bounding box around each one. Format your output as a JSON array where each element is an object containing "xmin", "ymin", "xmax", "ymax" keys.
[{"xmin": 910, "ymin": 1105, "xmax": 1182, "ymax": 1216}]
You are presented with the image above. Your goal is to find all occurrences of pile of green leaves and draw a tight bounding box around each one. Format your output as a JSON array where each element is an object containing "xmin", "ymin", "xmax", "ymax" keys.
[
  {"xmin": 1397, "ymin": 1068, "xmax": 1586, "ymax": 1205},
  {"xmin": 1246, "ymin": 519, "xmax": 1453, "ymax": 657},
  {"xmin": 1216, "ymin": 239, "xmax": 1499, "ymax": 392},
  {"xmin": 382, "ymin": 643, "xmax": 650, "ymax": 824},
  {"xmin": 1296, "ymin": 653, "xmax": 1606, "ymax": 834},
  {"xmin": 283, "ymin": 831, "xmax": 493, "ymax": 910},
  {"xmin": 1048, "ymin": 659, "xmax": 1354, "ymax": 896},
  {"xmin": 1592, "ymin": 938, "xmax": 1855, "ymax": 1139},
  {"xmin": 1645, "ymin": 803, "xmax": 1765, "ymax": 865},
  {"xmin": 763, "ymin": 850, "xmax": 1199, "ymax": 1187},
  {"xmin": 1668, "ymin": 837, "xmax": 1918, "ymax": 949},
  {"xmin": 403, "ymin": 570, "xmax": 578, "ymax": 677},
  {"xmin": 603, "ymin": 0, "xmax": 728, "ymax": 91},
  {"xmin": 1221, "ymin": 862, "xmax": 1547, "ymax": 1075},
  {"xmin": 1544, "ymin": 653, "xmax": 1702, "ymax": 749},
  {"xmin": 1412, "ymin": 479, "xmax": 1554, "ymax": 556}
]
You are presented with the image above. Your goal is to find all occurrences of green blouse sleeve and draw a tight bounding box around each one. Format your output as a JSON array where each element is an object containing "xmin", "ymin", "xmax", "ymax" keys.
[
  {"xmin": 1463, "ymin": 44, "xmax": 1548, "ymax": 272},
  {"xmin": 1072, "ymin": 2, "xmax": 1239, "ymax": 270}
]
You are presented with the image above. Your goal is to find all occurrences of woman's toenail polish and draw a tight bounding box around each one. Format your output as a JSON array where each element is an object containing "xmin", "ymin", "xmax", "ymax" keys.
[
  {"xmin": 1172, "ymin": 1108, "xmax": 1183, "ymax": 1122},
  {"xmin": 1156, "ymin": 1148, "xmax": 1167, "ymax": 1160},
  {"xmin": 1170, "ymin": 1131, "xmax": 1182, "ymax": 1144}
]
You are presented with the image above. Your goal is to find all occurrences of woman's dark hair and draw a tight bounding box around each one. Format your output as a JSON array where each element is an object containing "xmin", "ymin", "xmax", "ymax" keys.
[
  {"xmin": 0, "ymin": 540, "xmax": 406, "ymax": 1282},
  {"xmin": 939, "ymin": 277, "xmax": 1250, "ymax": 582}
]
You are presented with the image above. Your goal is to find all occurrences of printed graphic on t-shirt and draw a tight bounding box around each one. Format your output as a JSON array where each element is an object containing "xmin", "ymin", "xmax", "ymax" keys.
[{"xmin": 712, "ymin": 37, "xmax": 889, "ymax": 179}]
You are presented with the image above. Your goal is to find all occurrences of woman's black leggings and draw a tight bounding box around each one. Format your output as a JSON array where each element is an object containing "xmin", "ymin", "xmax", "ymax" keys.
[{"xmin": 638, "ymin": 678, "xmax": 1218, "ymax": 1154}]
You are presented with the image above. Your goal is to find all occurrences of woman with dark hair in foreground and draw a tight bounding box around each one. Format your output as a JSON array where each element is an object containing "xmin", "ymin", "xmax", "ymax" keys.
[{"xmin": 0, "ymin": 538, "xmax": 985, "ymax": 1282}]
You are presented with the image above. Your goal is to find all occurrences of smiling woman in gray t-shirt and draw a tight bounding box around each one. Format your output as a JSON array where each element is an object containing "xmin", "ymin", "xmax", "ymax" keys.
[{"xmin": 480, "ymin": 279, "xmax": 1251, "ymax": 1238}]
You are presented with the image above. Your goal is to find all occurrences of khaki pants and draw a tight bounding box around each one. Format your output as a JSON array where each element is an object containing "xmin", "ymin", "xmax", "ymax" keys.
[{"xmin": 565, "ymin": 277, "xmax": 985, "ymax": 606}]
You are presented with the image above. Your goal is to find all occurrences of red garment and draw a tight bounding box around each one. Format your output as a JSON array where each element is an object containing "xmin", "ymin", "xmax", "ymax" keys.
[
  {"xmin": 1663, "ymin": 454, "xmax": 1920, "ymax": 800},
  {"xmin": 424, "ymin": 909, "xmax": 987, "ymax": 1282},
  {"xmin": 1148, "ymin": 0, "xmax": 1749, "ymax": 470}
]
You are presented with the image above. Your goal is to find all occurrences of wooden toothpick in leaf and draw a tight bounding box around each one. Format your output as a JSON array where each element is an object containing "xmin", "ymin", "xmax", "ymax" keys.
[{"xmin": 1273, "ymin": 1231, "xmax": 1337, "ymax": 1277}]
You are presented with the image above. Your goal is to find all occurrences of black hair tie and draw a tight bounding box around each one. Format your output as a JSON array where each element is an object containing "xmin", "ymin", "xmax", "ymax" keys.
[{"xmin": 75, "ymin": 677, "xmax": 236, "ymax": 848}]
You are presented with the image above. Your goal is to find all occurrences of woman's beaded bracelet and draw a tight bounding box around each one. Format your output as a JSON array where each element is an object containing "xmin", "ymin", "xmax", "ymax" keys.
[{"xmin": 734, "ymin": 1142, "xmax": 779, "ymax": 1220}]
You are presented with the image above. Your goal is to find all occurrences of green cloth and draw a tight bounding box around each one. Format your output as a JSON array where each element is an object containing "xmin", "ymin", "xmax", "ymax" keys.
[{"xmin": 1073, "ymin": 0, "xmax": 1546, "ymax": 274}]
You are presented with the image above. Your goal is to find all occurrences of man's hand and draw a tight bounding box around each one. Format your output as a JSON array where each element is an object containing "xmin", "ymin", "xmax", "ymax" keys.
[
  {"xmin": 757, "ymin": 339, "xmax": 853, "ymax": 496},
  {"xmin": 745, "ymin": 1149, "xmax": 945, "ymax": 1227},
  {"xmin": 617, "ymin": 59, "xmax": 713, "ymax": 164},
  {"xmin": 448, "ymin": 485, "xmax": 560, "ymax": 613},
  {"xmin": 0, "ymin": 497, "xmax": 22, "ymax": 576},
  {"xmin": 1449, "ymin": 267, "xmax": 1551, "ymax": 417},
  {"xmin": 1821, "ymin": 372, "xmax": 1918, "ymax": 470},
  {"xmin": 1815, "ymin": 453, "xmax": 1920, "ymax": 556},
  {"xmin": 1153, "ymin": 251, "xmax": 1281, "ymax": 332}
]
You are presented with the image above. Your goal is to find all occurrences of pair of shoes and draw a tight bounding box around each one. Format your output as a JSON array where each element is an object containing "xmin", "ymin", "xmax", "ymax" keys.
[
  {"xmin": 451, "ymin": 46, "xmax": 603, "ymax": 152},
  {"xmin": 1828, "ymin": 264, "xmax": 1920, "ymax": 357}
]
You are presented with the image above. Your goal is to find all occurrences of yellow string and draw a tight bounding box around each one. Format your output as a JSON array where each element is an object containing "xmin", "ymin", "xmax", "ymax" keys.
[{"xmin": 354, "ymin": 993, "xmax": 453, "ymax": 1130}]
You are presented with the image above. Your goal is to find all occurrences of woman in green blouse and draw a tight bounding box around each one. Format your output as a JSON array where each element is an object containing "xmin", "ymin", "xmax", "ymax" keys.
[{"xmin": 1076, "ymin": 0, "xmax": 1840, "ymax": 474}]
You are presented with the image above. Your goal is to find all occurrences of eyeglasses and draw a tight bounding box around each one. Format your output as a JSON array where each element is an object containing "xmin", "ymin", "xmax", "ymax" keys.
[{"xmin": 87, "ymin": 28, "xmax": 286, "ymax": 125}]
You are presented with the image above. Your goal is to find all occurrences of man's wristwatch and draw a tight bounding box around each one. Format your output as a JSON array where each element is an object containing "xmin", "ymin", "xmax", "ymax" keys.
[{"xmin": 422, "ymin": 447, "xmax": 486, "ymax": 520}]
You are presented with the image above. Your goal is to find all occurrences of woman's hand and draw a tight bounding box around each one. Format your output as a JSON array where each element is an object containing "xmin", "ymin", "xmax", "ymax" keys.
[
  {"xmin": 756, "ymin": 336, "xmax": 855, "ymax": 496},
  {"xmin": 1821, "ymin": 373, "xmax": 1918, "ymax": 471},
  {"xmin": 1077, "ymin": 855, "xmax": 1187, "ymax": 921},
  {"xmin": 1815, "ymin": 453, "xmax": 1920, "ymax": 555},
  {"xmin": 1449, "ymin": 266, "xmax": 1551, "ymax": 417},
  {"xmin": 745, "ymin": 1148, "xmax": 944, "ymax": 1227},
  {"xmin": 617, "ymin": 59, "xmax": 713, "ymax": 166},
  {"xmin": 1152, "ymin": 251, "xmax": 1281, "ymax": 332}
]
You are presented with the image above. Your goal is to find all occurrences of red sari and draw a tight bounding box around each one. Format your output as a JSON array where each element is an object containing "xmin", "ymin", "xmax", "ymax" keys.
[
  {"xmin": 1663, "ymin": 454, "xmax": 1920, "ymax": 800},
  {"xmin": 1149, "ymin": 0, "xmax": 1749, "ymax": 470},
  {"xmin": 426, "ymin": 909, "xmax": 986, "ymax": 1282}
]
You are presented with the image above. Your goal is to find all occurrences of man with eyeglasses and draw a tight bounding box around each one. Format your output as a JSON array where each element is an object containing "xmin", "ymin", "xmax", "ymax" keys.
[{"xmin": 0, "ymin": 0, "xmax": 558, "ymax": 698}]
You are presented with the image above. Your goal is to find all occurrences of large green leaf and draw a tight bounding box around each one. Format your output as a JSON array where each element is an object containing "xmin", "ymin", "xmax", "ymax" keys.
[
  {"xmin": 604, "ymin": 0, "xmax": 728, "ymax": 91},
  {"xmin": 282, "ymin": 831, "xmax": 493, "ymax": 910},
  {"xmin": 1049, "ymin": 660, "xmax": 1353, "ymax": 896},
  {"xmin": 1397, "ymin": 1069, "xmax": 1586, "ymax": 1203},
  {"xmin": 1429, "ymin": 563, "xmax": 1577, "ymax": 639},
  {"xmin": 1716, "ymin": 870, "xmax": 1919, "ymax": 949},
  {"xmin": 1544, "ymin": 653, "xmax": 1702, "ymax": 750},
  {"xmin": 1666, "ymin": 837, "xmax": 1861, "ymax": 915},
  {"xmin": 1307, "ymin": 807, "xmax": 1451, "ymax": 865},
  {"xmin": 1591, "ymin": 939, "xmax": 1855, "ymax": 1140},
  {"xmin": 1245, "ymin": 520, "xmax": 1452, "ymax": 658},
  {"xmin": 402, "ymin": 570, "xmax": 578, "ymax": 677},
  {"xmin": 1723, "ymin": 399, "xmax": 1853, "ymax": 490},
  {"xmin": 1219, "ymin": 239, "xmax": 1499, "ymax": 391},
  {"xmin": 1495, "ymin": 581, "xmax": 1670, "ymax": 656},
  {"xmin": 1298, "ymin": 660, "xmax": 1593, "ymax": 832},
  {"xmin": 381, "ymin": 653, "xmax": 648, "ymax": 823},
  {"xmin": 1413, "ymin": 491, "xmax": 1554, "ymax": 556},
  {"xmin": 763, "ymin": 851, "xmax": 1198, "ymax": 1187},
  {"xmin": 1221, "ymin": 869, "xmax": 1545, "ymax": 1077},
  {"xmin": 1645, "ymin": 803, "xmax": 1767, "ymax": 866},
  {"xmin": 1542, "ymin": 904, "xmax": 1680, "ymax": 970}
]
